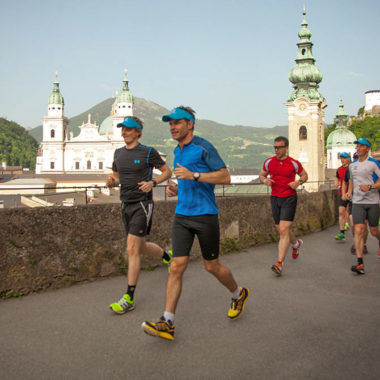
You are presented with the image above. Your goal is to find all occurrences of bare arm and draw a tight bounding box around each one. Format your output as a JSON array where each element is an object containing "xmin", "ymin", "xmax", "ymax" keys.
[
  {"xmin": 138, "ymin": 164, "xmax": 172, "ymax": 192},
  {"xmin": 289, "ymin": 169, "xmax": 308, "ymax": 190},
  {"xmin": 174, "ymin": 164, "xmax": 230, "ymax": 185},
  {"xmin": 259, "ymin": 169, "xmax": 274, "ymax": 186}
]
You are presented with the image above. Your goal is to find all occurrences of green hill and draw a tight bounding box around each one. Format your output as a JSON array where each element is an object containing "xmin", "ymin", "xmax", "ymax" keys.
[
  {"xmin": 29, "ymin": 97, "xmax": 287, "ymax": 169},
  {"xmin": 0, "ymin": 118, "xmax": 39, "ymax": 169}
]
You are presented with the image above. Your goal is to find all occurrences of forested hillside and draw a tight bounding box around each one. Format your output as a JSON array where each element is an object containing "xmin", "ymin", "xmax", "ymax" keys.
[{"xmin": 0, "ymin": 118, "xmax": 39, "ymax": 169}]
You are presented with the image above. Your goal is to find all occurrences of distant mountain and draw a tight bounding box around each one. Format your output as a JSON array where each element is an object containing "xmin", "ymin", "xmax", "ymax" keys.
[
  {"xmin": 29, "ymin": 97, "xmax": 287, "ymax": 169},
  {"xmin": 0, "ymin": 118, "xmax": 39, "ymax": 169}
]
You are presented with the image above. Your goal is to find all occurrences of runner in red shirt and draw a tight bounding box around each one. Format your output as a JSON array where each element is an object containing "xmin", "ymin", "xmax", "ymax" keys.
[
  {"xmin": 259, "ymin": 136, "xmax": 308, "ymax": 275},
  {"xmin": 334, "ymin": 152, "xmax": 351, "ymax": 241}
]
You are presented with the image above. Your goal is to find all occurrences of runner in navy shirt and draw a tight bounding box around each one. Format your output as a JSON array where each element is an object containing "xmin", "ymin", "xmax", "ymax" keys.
[
  {"xmin": 107, "ymin": 116, "xmax": 172, "ymax": 314},
  {"xmin": 259, "ymin": 136, "xmax": 308, "ymax": 276},
  {"xmin": 142, "ymin": 106, "xmax": 249, "ymax": 341}
]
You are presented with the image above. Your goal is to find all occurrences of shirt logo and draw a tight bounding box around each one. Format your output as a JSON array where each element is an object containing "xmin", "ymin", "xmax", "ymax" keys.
[{"xmin": 134, "ymin": 160, "xmax": 140, "ymax": 164}]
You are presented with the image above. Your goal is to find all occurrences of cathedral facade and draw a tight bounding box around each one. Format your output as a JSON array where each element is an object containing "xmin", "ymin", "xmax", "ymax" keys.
[{"xmin": 36, "ymin": 71, "xmax": 133, "ymax": 174}]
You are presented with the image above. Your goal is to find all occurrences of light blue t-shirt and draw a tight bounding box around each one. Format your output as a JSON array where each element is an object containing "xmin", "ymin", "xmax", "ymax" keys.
[
  {"xmin": 173, "ymin": 135, "xmax": 226, "ymax": 216},
  {"xmin": 349, "ymin": 157, "xmax": 380, "ymax": 204}
]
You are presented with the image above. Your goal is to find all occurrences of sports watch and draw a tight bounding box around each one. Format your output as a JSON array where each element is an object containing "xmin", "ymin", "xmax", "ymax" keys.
[
  {"xmin": 193, "ymin": 172, "xmax": 200, "ymax": 181},
  {"xmin": 152, "ymin": 179, "xmax": 157, "ymax": 187}
]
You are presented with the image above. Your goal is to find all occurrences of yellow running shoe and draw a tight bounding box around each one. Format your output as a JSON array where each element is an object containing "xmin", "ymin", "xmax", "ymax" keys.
[
  {"xmin": 109, "ymin": 294, "xmax": 135, "ymax": 314},
  {"xmin": 141, "ymin": 317, "xmax": 175, "ymax": 341},
  {"xmin": 228, "ymin": 287, "xmax": 250, "ymax": 320}
]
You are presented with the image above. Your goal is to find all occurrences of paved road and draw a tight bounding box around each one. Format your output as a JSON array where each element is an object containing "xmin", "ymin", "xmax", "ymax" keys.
[{"xmin": 1, "ymin": 226, "xmax": 379, "ymax": 380}]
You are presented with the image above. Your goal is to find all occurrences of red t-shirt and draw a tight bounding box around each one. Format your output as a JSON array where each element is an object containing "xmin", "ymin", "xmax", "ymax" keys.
[
  {"xmin": 262, "ymin": 156, "xmax": 304, "ymax": 197},
  {"xmin": 335, "ymin": 166, "xmax": 349, "ymax": 195}
]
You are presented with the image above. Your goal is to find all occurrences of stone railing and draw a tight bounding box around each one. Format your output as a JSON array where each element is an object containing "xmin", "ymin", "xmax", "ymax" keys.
[{"xmin": 0, "ymin": 190, "xmax": 338, "ymax": 297}]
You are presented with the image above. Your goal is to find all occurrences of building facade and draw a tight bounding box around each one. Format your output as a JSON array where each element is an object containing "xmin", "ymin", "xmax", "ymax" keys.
[
  {"xmin": 36, "ymin": 71, "xmax": 133, "ymax": 174},
  {"xmin": 286, "ymin": 7, "xmax": 326, "ymax": 191}
]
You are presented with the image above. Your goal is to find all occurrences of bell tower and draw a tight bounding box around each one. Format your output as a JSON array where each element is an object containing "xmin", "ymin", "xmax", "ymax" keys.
[
  {"xmin": 286, "ymin": 6, "xmax": 327, "ymax": 191},
  {"xmin": 112, "ymin": 69, "xmax": 134, "ymax": 142},
  {"xmin": 40, "ymin": 72, "xmax": 68, "ymax": 172}
]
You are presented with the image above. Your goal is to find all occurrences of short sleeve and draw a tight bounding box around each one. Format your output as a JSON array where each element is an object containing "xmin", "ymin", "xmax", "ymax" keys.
[
  {"xmin": 148, "ymin": 148, "xmax": 165, "ymax": 169},
  {"xmin": 112, "ymin": 151, "xmax": 118, "ymax": 172},
  {"xmin": 201, "ymin": 144, "xmax": 226, "ymax": 171}
]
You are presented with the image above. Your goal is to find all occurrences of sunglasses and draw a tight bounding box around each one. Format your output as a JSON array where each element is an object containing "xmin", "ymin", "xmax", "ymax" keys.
[{"xmin": 273, "ymin": 145, "xmax": 287, "ymax": 150}]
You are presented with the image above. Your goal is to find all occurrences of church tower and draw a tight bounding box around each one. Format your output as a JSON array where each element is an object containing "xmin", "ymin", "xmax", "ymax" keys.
[
  {"xmin": 111, "ymin": 69, "xmax": 134, "ymax": 142},
  {"xmin": 286, "ymin": 6, "xmax": 327, "ymax": 191},
  {"xmin": 40, "ymin": 73, "xmax": 68, "ymax": 172}
]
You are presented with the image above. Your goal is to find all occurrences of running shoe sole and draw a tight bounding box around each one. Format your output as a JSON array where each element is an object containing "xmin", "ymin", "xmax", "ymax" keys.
[
  {"xmin": 271, "ymin": 264, "xmax": 282, "ymax": 275},
  {"xmin": 109, "ymin": 304, "xmax": 135, "ymax": 315}
]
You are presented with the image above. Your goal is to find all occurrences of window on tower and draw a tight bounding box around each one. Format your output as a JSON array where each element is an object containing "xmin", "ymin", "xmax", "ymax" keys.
[
  {"xmin": 99, "ymin": 162, "xmax": 103, "ymax": 170},
  {"xmin": 302, "ymin": 48, "xmax": 306, "ymax": 55},
  {"xmin": 299, "ymin": 126, "xmax": 307, "ymax": 140},
  {"xmin": 50, "ymin": 162, "xmax": 55, "ymax": 169},
  {"xmin": 87, "ymin": 160, "xmax": 91, "ymax": 170},
  {"xmin": 75, "ymin": 162, "xmax": 80, "ymax": 170},
  {"xmin": 51, "ymin": 129, "xmax": 55, "ymax": 138}
]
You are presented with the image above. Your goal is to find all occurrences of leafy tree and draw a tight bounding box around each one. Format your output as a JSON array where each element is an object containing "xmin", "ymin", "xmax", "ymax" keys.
[
  {"xmin": 0, "ymin": 118, "xmax": 39, "ymax": 169},
  {"xmin": 349, "ymin": 116, "xmax": 380, "ymax": 151}
]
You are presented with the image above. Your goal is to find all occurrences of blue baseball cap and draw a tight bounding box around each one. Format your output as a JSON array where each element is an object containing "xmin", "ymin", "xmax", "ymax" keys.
[
  {"xmin": 339, "ymin": 152, "xmax": 350, "ymax": 159},
  {"xmin": 354, "ymin": 137, "xmax": 371, "ymax": 147},
  {"xmin": 162, "ymin": 108, "xmax": 195, "ymax": 123},
  {"xmin": 117, "ymin": 117, "xmax": 142, "ymax": 129}
]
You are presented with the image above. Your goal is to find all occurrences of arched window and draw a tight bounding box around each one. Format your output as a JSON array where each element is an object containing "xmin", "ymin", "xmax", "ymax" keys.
[
  {"xmin": 87, "ymin": 160, "xmax": 91, "ymax": 170},
  {"xmin": 51, "ymin": 129, "xmax": 55, "ymax": 138},
  {"xmin": 75, "ymin": 162, "xmax": 80, "ymax": 170},
  {"xmin": 299, "ymin": 126, "xmax": 307, "ymax": 140},
  {"xmin": 98, "ymin": 162, "xmax": 103, "ymax": 170},
  {"xmin": 50, "ymin": 162, "xmax": 55, "ymax": 169}
]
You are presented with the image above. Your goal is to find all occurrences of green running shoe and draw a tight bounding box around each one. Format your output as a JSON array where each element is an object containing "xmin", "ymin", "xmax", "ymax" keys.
[
  {"xmin": 163, "ymin": 250, "xmax": 173, "ymax": 272},
  {"xmin": 335, "ymin": 232, "xmax": 345, "ymax": 241},
  {"xmin": 109, "ymin": 294, "xmax": 135, "ymax": 315}
]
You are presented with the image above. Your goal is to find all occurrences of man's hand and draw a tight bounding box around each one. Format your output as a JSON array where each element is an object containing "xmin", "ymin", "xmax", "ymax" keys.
[
  {"xmin": 166, "ymin": 184, "xmax": 178, "ymax": 197},
  {"xmin": 106, "ymin": 175, "xmax": 116, "ymax": 188},
  {"xmin": 264, "ymin": 178, "xmax": 274, "ymax": 187},
  {"xmin": 138, "ymin": 181, "xmax": 154, "ymax": 192},
  {"xmin": 174, "ymin": 164, "xmax": 193, "ymax": 180},
  {"xmin": 288, "ymin": 180, "xmax": 300, "ymax": 190},
  {"xmin": 344, "ymin": 192, "xmax": 351, "ymax": 201},
  {"xmin": 359, "ymin": 184, "xmax": 371, "ymax": 192}
]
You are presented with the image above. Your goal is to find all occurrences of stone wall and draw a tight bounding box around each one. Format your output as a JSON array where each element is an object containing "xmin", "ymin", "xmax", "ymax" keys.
[{"xmin": 0, "ymin": 190, "xmax": 338, "ymax": 297}]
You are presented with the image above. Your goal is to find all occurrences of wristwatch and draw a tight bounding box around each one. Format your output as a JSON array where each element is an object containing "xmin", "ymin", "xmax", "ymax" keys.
[
  {"xmin": 193, "ymin": 172, "xmax": 200, "ymax": 181},
  {"xmin": 368, "ymin": 184, "xmax": 372, "ymax": 191},
  {"xmin": 152, "ymin": 179, "xmax": 157, "ymax": 187}
]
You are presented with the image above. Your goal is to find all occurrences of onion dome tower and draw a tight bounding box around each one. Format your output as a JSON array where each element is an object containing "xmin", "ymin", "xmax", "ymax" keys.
[
  {"xmin": 286, "ymin": 6, "xmax": 327, "ymax": 191},
  {"xmin": 326, "ymin": 100, "xmax": 356, "ymax": 168},
  {"xmin": 112, "ymin": 69, "xmax": 134, "ymax": 141}
]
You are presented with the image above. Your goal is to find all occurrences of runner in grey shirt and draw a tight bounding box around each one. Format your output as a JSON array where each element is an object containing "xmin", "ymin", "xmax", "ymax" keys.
[{"xmin": 346, "ymin": 137, "xmax": 380, "ymax": 274}]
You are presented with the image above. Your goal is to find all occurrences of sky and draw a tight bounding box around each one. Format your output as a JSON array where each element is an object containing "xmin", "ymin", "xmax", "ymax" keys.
[{"xmin": 0, "ymin": 0, "xmax": 379, "ymax": 129}]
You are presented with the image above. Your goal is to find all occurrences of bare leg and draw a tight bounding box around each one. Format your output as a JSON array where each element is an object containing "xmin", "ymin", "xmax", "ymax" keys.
[
  {"xmin": 203, "ymin": 259, "xmax": 238, "ymax": 293},
  {"xmin": 354, "ymin": 224, "xmax": 366, "ymax": 259},
  {"xmin": 276, "ymin": 220, "xmax": 293, "ymax": 262},
  {"xmin": 369, "ymin": 226, "xmax": 380, "ymax": 241},
  {"xmin": 126, "ymin": 234, "xmax": 164, "ymax": 285},
  {"xmin": 164, "ymin": 256, "xmax": 189, "ymax": 313},
  {"xmin": 338, "ymin": 206, "xmax": 346, "ymax": 231}
]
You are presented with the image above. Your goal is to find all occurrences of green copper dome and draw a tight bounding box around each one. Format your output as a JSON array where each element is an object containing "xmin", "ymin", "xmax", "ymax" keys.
[
  {"xmin": 114, "ymin": 70, "xmax": 133, "ymax": 104},
  {"xmin": 326, "ymin": 100, "xmax": 356, "ymax": 147},
  {"xmin": 326, "ymin": 128, "xmax": 356, "ymax": 148},
  {"xmin": 287, "ymin": 7, "xmax": 324, "ymax": 103},
  {"xmin": 99, "ymin": 115, "xmax": 113, "ymax": 135},
  {"xmin": 48, "ymin": 73, "xmax": 64, "ymax": 105}
]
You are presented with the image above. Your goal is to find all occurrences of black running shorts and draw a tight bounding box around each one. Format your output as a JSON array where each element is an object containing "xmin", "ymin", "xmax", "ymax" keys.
[
  {"xmin": 172, "ymin": 214, "xmax": 220, "ymax": 261},
  {"xmin": 121, "ymin": 200, "xmax": 154, "ymax": 237},
  {"xmin": 270, "ymin": 194, "xmax": 298, "ymax": 225},
  {"xmin": 352, "ymin": 203, "xmax": 379, "ymax": 227},
  {"xmin": 338, "ymin": 195, "xmax": 349, "ymax": 208}
]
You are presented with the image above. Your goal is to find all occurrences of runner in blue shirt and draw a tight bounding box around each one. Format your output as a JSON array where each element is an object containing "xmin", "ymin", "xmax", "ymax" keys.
[{"xmin": 142, "ymin": 106, "xmax": 249, "ymax": 341}]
